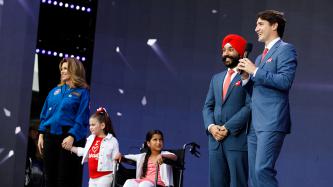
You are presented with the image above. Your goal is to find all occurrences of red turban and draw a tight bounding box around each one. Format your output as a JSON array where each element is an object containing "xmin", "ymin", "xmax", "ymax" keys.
[{"xmin": 221, "ymin": 34, "xmax": 247, "ymax": 57}]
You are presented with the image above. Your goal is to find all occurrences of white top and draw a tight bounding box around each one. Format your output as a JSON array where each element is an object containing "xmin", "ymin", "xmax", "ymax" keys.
[
  {"xmin": 124, "ymin": 151, "xmax": 175, "ymax": 186},
  {"xmin": 76, "ymin": 133, "xmax": 119, "ymax": 172}
]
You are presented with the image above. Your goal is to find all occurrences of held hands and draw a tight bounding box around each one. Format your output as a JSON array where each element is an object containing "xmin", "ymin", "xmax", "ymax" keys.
[
  {"xmin": 210, "ymin": 125, "xmax": 229, "ymax": 141},
  {"xmin": 37, "ymin": 134, "xmax": 44, "ymax": 155},
  {"xmin": 238, "ymin": 58, "xmax": 256, "ymax": 79},
  {"xmin": 114, "ymin": 152, "xmax": 122, "ymax": 163},
  {"xmin": 62, "ymin": 136, "xmax": 74, "ymax": 150}
]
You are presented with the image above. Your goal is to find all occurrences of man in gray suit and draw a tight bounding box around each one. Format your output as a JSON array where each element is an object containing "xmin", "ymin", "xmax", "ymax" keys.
[{"xmin": 203, "ymin": 34, "xmax": 251, "ymax": 187}]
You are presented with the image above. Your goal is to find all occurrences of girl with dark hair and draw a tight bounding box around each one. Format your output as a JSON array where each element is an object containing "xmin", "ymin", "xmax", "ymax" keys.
[
  {"xmin": 122, "ymin": 130, "xmax": 177, "ymax": 187},
  {"xmin": 68, "ymin": 107, "xmax": 119, "ymax": 187}
]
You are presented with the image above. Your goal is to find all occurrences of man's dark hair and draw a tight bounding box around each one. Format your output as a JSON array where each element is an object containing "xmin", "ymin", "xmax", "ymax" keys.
[{"xmin": 257, "ymin": 10, "xmax": 286, "ymax": 38}]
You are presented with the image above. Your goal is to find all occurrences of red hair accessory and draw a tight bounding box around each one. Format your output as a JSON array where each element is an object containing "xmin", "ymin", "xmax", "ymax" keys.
[
  {"xmin": 222, "ymin": 34, "xmax": 247, "ymax": 57},
  {"xmin": 96, "ymin": 107, "xmax": 108, "ymax": 115}
]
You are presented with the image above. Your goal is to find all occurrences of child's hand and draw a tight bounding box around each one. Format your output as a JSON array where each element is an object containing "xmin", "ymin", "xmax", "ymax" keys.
[{"xmin": 113, "ymin": 152, "xmax": 122, "ymax": 162}]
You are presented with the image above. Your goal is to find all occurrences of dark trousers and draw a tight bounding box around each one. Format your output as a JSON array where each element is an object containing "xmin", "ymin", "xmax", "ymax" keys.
[{"xmin": 43, "ymin": 132, "xmax": 85, "ymax": 187}]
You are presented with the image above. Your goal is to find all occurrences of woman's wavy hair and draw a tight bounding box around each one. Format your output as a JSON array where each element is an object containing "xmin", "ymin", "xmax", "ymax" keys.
[
  {"xmin": 90, "ymin": 107, "xmax": 116, "ymax": 137},
  {"xmin": 141, "ymin": 130, "xmax": 164, "ymax": 178},
  {"xmin": 58, "ymin": 57, "xmax": 89, "ymax": 88}
]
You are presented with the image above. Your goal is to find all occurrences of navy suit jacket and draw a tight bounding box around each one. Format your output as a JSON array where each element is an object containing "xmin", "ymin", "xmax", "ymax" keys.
[
  {"xmin": 203, "ymin": 71, "xmax": 251, "ymax": 151},
  {"xmin": 245, "ymin": 40, "xmax": 297, "ymax": 133}
]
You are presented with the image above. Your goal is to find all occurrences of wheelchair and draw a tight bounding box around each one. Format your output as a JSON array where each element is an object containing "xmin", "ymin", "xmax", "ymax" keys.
[{"xmin": 112, "ymin": 142, "xmax": 200, "ymax": 187}]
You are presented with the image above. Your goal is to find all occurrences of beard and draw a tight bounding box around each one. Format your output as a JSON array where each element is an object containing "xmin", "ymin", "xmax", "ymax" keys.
[{"xmin": 222, "ymin": 55, "xmax": 240, "ymax": 68}]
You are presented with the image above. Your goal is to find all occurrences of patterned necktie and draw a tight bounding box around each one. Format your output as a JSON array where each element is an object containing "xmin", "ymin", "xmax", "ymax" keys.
[
  {"xmin": 223, "ymin": 69, "xmax": 235, "ymax": 100},
  {"xmin": 261, "ymin": 48, "xmax": 269, "ymax": 62}
]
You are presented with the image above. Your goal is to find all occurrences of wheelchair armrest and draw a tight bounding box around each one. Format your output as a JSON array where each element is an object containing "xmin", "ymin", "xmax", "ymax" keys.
[
  {"xmin": 163, "ymin": 158, "xmax": 184, "ymax": 170},
  {"xmin": 120, "ymin": 156, "xmax": 136, "ymax": 166}
]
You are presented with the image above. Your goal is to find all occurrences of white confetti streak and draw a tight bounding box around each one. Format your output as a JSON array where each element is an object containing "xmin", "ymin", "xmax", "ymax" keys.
[
  {"xmin": 116, "ymin": 112, "xmax": 122, "ymax": 116},
  {"xmin": 141, "ymin": 96, "xmax": 147, "ymax": 106},
  {"xmin": 118, "ymin": 89, "xmax": 124, "ymax": 94},
  {"xmin": 8, "ymin": 150, "xmax": 14, "ymax": 158},
  {"xmin": 3, "ymin": 108, "xmax": 11, "ymax": 117},
  {"xmin": 15, "ymin": 126, "xmax": 21, "ymax": 134}
]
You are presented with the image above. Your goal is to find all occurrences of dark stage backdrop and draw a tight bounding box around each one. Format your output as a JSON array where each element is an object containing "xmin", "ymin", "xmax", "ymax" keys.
[
  {"xmin": 88, "ymin": 0, "xmax": 333, "ymax": 186},
  {"xmin": 0, "ymin": 0, "xmax": 40, "ymax": 186}
]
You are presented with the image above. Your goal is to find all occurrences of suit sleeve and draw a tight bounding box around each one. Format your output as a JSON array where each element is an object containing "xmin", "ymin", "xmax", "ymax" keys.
[
  {"xmin": 202, "ymin": 77, "xmax": 216, "ymax": 131},
  {"xmin": 252, "ymin": 44, "xmax": 297, "ymax": 91},
  {"xmin": 224, "ymin": 93, "xmax": 251, "ymax": 135}
]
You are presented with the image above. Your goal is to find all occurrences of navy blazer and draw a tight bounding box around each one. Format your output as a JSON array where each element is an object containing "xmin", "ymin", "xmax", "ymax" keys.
[
  {"xmin": 203, "ymin": 71, "xmax": 251, "ymax": 151},
  {"xmin": 245, "ymin": 40, "xmax": 297, "ymax": 133}
]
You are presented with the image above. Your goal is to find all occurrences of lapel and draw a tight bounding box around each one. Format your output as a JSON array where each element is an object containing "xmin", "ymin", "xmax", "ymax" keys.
[
  {"xmin": 216, "ymin": 71, "xmax": 226, "ymax": 106},
  {"xmin": 222, "ymin": 73, "xmax": 241, "ymax": 104},
  {"xmin": 259, "ymin": 40, "xmax": 282, "ymax": 69}
]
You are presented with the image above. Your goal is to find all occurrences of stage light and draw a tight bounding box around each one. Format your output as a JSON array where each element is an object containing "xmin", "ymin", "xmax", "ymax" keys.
[
  {"xmin": 35, "ymin": 48, "xmax": 86, "ymax": 61},
  {"xmin": 41, "ymin": 0, "xmax": 92, "ymax": 13},
  {"xmin": 147, "ymin": 39, "xmax": 157, "ymax": 46},
  {"xmin": 116, "ymin": 46, "xmax": 120, "ymax": 53}
]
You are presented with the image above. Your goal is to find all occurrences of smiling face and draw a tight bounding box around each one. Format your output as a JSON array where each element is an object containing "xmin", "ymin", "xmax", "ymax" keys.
[
  {"xmin": 255, "ymin": 18, "xmax": 278, "ymax": 45},
  {"xmin": 222, "ymin": 43, "xmax": 240, "ymax": 68},
  {"xmin": 60, "ymin": 62, "xmax": 71, "ymax": 83},
  {"xmin": 147, "ymin": 133, "xmax": 164, "ymax": 153},
  {"xmin": 89, "ymin": 117, "xmax": 105, "ymax": 136}
]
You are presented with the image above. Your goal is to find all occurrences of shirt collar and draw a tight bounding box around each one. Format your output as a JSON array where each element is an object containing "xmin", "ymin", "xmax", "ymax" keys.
[
  {"xmin": 266, "ymin": 37, "xmax": 281, "ymax": 50},
  {"xmin": 228, "ymin": 67, "xmax": 238, "ymax": 73}
]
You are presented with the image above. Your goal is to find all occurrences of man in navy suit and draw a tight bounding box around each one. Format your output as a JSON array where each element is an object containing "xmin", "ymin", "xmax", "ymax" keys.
[
  {"xmin": 203, "ymin": 34, "xmax": 251, "ymax": 187},
  {"xmin": 238, "ymin": 10, "xmax": 297, "ymax": 187}
]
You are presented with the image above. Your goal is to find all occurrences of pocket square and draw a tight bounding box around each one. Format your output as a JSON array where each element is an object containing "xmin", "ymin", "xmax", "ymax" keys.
[{"xmin": 266, "ymin": 58, "xmax": 273, "ymax": 63}]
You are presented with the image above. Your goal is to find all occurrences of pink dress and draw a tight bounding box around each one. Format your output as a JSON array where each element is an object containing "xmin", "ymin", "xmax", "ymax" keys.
[{"xmin": 135, "ymin": 158, "xmax": 165, "ymax": 186}]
